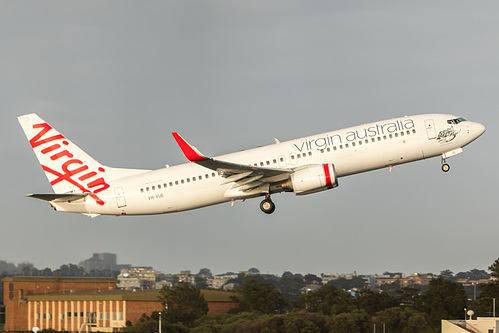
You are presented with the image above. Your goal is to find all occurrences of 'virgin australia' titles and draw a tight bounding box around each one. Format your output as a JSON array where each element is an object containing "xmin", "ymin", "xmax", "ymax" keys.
[{"xmin": 294, "ymin": 119, "xmax": 415, "ymax": 152}]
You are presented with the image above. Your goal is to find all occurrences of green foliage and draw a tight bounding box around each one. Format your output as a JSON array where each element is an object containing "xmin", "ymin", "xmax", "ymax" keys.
[
  {"xmin": 159, "ymin": 282, "xmax": 209, "ymax": 327},
  {"xmin": 235, "ymin": 278, "xmax": 288, "ymax": 314},
  {"xmin": 422, "ymin": 277, "xmax": 467, "ymax": 327},
  {"xmin": 354, "ymin": 288, "xmax": 399, "ymax": 316},
  {"xmin": 489, "ymin": 258, "xmax": 499, "ymax": 279},
  {"xmin": 293, "ymin": 284, "xmax": 355, "ymax": 315},
  {"xmin": 374, "ymin": 307, "xmax": 428, "ymax": 333},
  {"xmin": 326, "ymin": 276, "xmax": 365, "ymax": 290},
  {"xmin": 330, "ymin": 309, "xmax": 370, "ymax": 333},
  {"xmin": 277, "ymin": 273, "xmax": 306, "ymax": 300}
]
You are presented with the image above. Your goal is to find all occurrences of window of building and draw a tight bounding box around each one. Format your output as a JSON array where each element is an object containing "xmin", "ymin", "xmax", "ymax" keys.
[
  {"xmin": 67, "ymin": 312, "xmax": 72, "ymax": 317},
  {"xmin": 0, "ymin": 305, "xmax": 5, "ymax": 324},
  {"xmin": 19, "ymin": 289, "xmax": 24, "ymax": 299},
  {"xmin": 8, "ymin": 283, "xmax": 13, "ymax": 300}
]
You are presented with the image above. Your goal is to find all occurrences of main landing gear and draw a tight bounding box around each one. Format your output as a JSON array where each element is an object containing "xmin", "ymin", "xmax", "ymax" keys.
[{"xmin": 260, "ymin": 194, "xmax": 275, "ymax": 214}]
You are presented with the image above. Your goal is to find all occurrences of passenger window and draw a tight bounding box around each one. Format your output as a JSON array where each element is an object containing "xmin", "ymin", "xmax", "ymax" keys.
[
  {"xmin": 395, "ymin": 133, "xmax": 398, "ymax": 137},
  {"xmin": 260, "ymin": 162, "xmax": 264, "ymax": 166},
  {"xmin": 378, "ymin": 137, "xmax": 381, "ymax": 141},
  {"xmin": 146, "ymin": 187, "xmax": 150, "ymax": 192},
  {"xmin": 308, "ymin": 152, "xmax": 312, "ymax": 156},
  {"xmin": 326, "ymin": 148, "xmax": 330, "ymax": 152},
  {"xmin": 412, "ymin": 129, "xmax": 416, "ymax": 133},
  {"xmin": 352, "ymin": 142, "xmax": 356, "ymax": 146},
  {"xmin": 273, "ymin": 159, "xmax": 277, "ymax": 164},
  {"xmin": 401, "ymin": 132, "xmax": 404, "ymax": 136},
  {"xmin": 205, "ymin": 174, "xmax": 209, "ymax": 179},
  {"xmin": 140, "ymin": 188, "xmax": 144, "ymax": 193},
  {"xmin": 192, "ymin": 177, "xmax": 196, "ymax": 181},
  {"xmin": 333, "ymin": 146, "xmax": 337, "ymax": 151},
  {"xmin": 280, "ymin": 157, "xmax": 284, "ymax": 162},
  {"xmin": 181, "ymin": 180, "xmax": 185, "ymax": 184},
  {"xmin": 187, "ymin": 179, "xmax": 190, "ymax": 183},
  {"xmin": 152, "ymin": 186, "xmax": 155, "ymax": 190},
  {"xmin": 359, "ymin": 141, "xmax": 362, "ymax": 145},
  {"xmin": 389, "ymin": 134, "xmax": 393, "ymax": 139},
  {"xmin": 199, "ymin": 176, "xmax": 202, "ymax": 180},
  {"xmin": 340, "ymin": 145, "xmax": 343, "ymax": 149},
  {"xmin": 383, "ymin": 135, "xmax": 387, "ymax": 140},
  {"xmin": 345, "ymin": 144, "xmax": 349, "ymax": 148},
  {"xmin": 175, "ymin": 181, "xmax": 179, "ymax": 185},
  {"xmin": 297, "ymin": 154, "xmax": 301, "ymax": 159},
  {"xmin": 365, "ymin": 139, "xmax": 369, "ymax": 144},
  {"xmin": 372, "ymin": 138, "xmax": 376, "ymax": 142},
  {"xmin": 407, "ymin": 130, "xmax": 410, "ymax": 135},
  {"xmin": 158, "ymin": 185, "xmax": 161, "ymax": 189},
  {"xmin": 169, "ymin": 182, "xmax": 173, "ymax": 186},
  {"xmin": 212, "ymin": 173, "xmax": 216, "ymax": 177},
  {"xmin": 164, "ymin": 183, "xmax": 167, "ymax": 187}
]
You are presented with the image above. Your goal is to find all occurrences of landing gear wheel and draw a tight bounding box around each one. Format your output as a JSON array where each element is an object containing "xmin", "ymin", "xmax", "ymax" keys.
[
  {"xmin": 260, "ymin": 199, "xmax": 275, "ymax": 214},
  {"xmin": 442, "ymin": 163, "xmax": 450, "ymax": 172}
]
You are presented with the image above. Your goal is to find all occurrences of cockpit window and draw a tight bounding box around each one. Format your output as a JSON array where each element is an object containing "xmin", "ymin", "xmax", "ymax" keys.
[{"xmin": 447, "ymin": 117, "xmax": 467, "ymax": 125}]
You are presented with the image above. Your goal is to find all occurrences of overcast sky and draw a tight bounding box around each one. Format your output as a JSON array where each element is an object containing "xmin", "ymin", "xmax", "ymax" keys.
[{"xmin": 1, "ymin": 1, "xmax": 497, "ymax": 277}]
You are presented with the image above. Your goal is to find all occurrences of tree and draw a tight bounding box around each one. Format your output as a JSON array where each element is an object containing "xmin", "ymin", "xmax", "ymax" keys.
[
  {"xmin": 277, "ymin": 272, "xmax": 306, "ymax": 300},
  {"xmin": 159, "ymin": 282, "xmax": 208, "ymax": 327},
  {"xmin": 294, "ymin": 284, "xmax": 354, "ymax": 315},
  {"xmin": 489, "ymin": 258, "xmax": 499, "ymax": 279},
  {"xmin": 354, "ymin": 289, "xmax": 399, "ymax": 316},
  {"xmin": 327, "ymin": 276, "xmax": 365, "ymax": 290},
  {"xmin": 422, "ymin": 277, "xmax": 467, "ymax": 328},
  {"xmin": 440, "ymin": 269, "xmax": 454, "ymax": 280},
  {"xmin": 236, "ymin": 278, "xmax": 288, "ymax": 314}
]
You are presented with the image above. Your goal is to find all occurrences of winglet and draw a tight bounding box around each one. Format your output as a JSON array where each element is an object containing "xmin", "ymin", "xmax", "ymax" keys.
[{"xmin": 172, "ymin": 132, "xmax": 208, "ymax": 162}]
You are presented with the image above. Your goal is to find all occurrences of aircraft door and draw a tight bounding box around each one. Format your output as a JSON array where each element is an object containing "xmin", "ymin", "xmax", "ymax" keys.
[
  {"xmin": 425, "ymin": 119, "xmax": 437, "ymax": 140},
  {"xmin": 114, "ymin": 187, "xmax": 127, "ymax": 208}
]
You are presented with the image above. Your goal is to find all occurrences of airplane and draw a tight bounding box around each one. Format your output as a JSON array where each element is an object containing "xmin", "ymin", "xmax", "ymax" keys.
[{"xmin": 18, "ymin": 113, "xmax": 485, "ymax": 217}]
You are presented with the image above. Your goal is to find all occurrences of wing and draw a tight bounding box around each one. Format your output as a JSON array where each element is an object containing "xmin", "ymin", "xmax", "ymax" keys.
[{"xmin": 172, "ymin": 133, "xmax": 292, "ymax": 196}]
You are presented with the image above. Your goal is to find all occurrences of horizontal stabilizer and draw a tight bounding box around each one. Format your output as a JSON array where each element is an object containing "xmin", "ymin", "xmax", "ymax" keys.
[{"xmin": 27, "ymin": 193, "xmax": 88, "ymax": 202}]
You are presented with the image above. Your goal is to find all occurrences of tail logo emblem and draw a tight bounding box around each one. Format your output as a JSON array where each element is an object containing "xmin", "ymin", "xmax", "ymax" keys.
[{"xmin": 30, "ymin": 123, "xmax": 110, "ymax": 205}]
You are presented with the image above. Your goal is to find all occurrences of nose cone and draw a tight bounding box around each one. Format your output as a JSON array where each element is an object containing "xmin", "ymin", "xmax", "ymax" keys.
[{"xmin": 473, "ymin": 122, "xmax": 486, "ymax": 138}]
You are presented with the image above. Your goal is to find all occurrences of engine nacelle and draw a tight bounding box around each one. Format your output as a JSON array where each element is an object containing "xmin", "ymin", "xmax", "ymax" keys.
[{"xmin": 281, "ymin": 164, "xmax": 339, "ymax": 195}]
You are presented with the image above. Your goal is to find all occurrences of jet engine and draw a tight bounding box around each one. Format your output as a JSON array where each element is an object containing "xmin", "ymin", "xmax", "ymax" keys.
[{"xmin": 280, "ymin": 164, "xmax": 339, "ymax": 195}]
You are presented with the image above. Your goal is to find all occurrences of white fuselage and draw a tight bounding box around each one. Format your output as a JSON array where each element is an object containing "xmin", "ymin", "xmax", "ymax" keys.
[{"xmin": 49, "ymin": 113, "xmax": 484, "ymax": 216}]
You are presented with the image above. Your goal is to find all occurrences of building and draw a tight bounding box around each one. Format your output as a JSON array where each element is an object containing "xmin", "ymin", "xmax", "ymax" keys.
[
  {"xmin": 78, "ymin": 253, "xmax": 131, "ymax": 273},
  {"xmin": 3, "ymin": 276, "xmax": 238, "ymax": 332},
  {"xmin": 116, "ymin": 267, "xmax": 159, "ymax": 290},
  {"xmin": 2, "ymin": 276, "xmax": 117, "ymax": 332},
  {"xmin": 443, "ymin": 317, "xmax": 499, "ymax": 332},
  {"xmin": 208, "ymin": 273, "xmax": 238, "ymax": 289}
]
